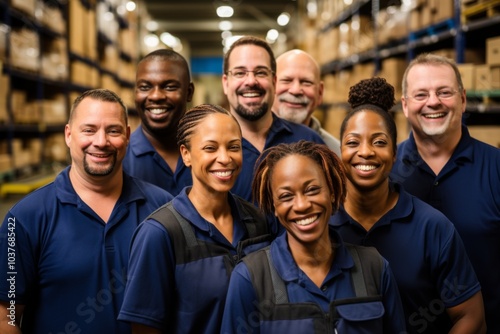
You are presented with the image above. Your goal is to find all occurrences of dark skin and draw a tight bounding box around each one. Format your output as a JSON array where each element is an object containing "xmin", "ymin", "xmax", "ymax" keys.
[{"xmin": 135, "ymin": 57, "xmax": 195, "ymax": 172}]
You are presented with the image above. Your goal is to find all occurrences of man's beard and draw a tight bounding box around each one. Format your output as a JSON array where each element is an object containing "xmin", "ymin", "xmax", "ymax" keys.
[
  {"xmin": 234, "ymin": 102, "xmax": 269, "ymax": 121},
  {"xmin": 83, "ymin": 153, "xmax": 116, "ymax": 176}
]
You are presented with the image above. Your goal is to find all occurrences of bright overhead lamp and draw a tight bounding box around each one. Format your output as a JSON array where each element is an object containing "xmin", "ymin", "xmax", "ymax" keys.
[
  {"xmin": 266, "ymin": 29, "xmax": 279, "ymax": 43},
  {"xmin": 144, "ymin": 34, "xmax": 159, "ymax": 47},
  {"xmin": 221, "ymin": 30, "xmax": 232, "ymax": 39},
  {"xmin": 146, "ymin": 20, "xmax": 159, "ymax": 32},
  {"xmin": 126, "ymin": 1, "xmax": 136, "ymax": 11},
  {"xmin": 160, "ymin": 32, "xmax": 176, "ymax": 46},
  {"xmin": 277, "ymin": 12, "xmax": 290, "ymax": 26},
  {"xmin": 216, "ymin": 5, "xmax": 234, "ymax": 18},
  {"xmin": 219, "ymin": 20, "xmax": 233, "ymax": 31}
]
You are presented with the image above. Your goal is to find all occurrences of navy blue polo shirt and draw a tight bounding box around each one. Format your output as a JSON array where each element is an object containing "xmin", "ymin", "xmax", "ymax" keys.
[
  {"xmin": 221, "ymin": 227, "xmax": 406, "ymax": 334},
  {"xmin": 231, "ymin": 114, "xmax": 326, "ymax": 202},
  {"xmin": 118, "ymin": 188, "xmax": 271, "ymax": 333},
  {"xmin": 391, "ymin": 126, "xmax": 500, "ymax": 334},
  {"xmin": 0, "ymin": 167, "xmax": 172, "ymax": 334},
  {"xmin": 123, "ymin": 125, "xmax": 193, "ymax": 196},
  {"xmin": 330, "ymin": 185, "xmax": 481, "ymax": 334}
]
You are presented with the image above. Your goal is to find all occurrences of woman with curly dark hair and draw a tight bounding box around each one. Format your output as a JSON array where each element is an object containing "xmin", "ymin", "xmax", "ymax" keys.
[
  {"xmin": 330, "ymin": 77, "xmax": 486, "ymax": 333},
  {"xmin": 221, "ymin": 140, "xmax": 406, "ymax": 333}
]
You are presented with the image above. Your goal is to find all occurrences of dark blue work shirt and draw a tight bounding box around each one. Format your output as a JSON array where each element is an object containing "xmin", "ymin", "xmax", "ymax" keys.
[
  {"xmin": 123, "ymin": 125, "xmax": 192, "ymax": 196},
  {"xmin": 231, "ymin": 114, "xmax": 326, "ymax": 202},
  {"xmin": 0, "ymin": 167, "xmax": 172, "ymax": 333},
  {"xmin": 118, "ymin": 188, "xmax": 272, "ymax": 333},
  {"xmin": 391, "ymin": 127, "xmax": 499, "ymax": 333},
  {"xmin": 331, "ymin": 185, "xmax": 481, "ymax": 333}
]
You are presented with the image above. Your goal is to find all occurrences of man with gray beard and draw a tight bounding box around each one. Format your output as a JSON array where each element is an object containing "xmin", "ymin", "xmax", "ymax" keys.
[
  {"xmin": 273, "ymin": 49, "xmax": 341, "ymax": 156},
  {"xmin": 222, "ymin": 37, "xmax": 326, "ymax": 202}
]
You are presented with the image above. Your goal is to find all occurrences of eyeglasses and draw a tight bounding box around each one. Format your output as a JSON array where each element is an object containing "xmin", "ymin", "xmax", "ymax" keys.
[
  {"xmin": 406, "ymin": 89, "xmax": 459, "ymax": 102},
  {"xmin": 227, "ymin": 67, "xmax": 273, "ymax": 79}
]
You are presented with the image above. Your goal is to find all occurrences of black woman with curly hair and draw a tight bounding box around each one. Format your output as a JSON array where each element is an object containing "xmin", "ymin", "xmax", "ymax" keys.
[
  {"xmin": 330, "ymin": 77, "xmax": 486, "ymax": 334},
  {"xmin": 221, "ymin": 140, "xmax": 406, "ymax": 334}
]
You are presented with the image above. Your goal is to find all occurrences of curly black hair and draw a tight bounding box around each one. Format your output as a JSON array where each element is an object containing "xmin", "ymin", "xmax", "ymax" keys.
[
  {"xmin": 340, "ymin": 77, "xmax": 397, "ymax": 154},
  {"xmin": 348, "ymin": 77, "xmax": 395, "ymax": 111}
]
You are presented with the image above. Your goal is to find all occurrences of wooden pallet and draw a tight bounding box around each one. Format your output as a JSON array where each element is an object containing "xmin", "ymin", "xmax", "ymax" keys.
[{"xmin": 462, "ymin": 0, "xmax": 500, "ymax": 23}]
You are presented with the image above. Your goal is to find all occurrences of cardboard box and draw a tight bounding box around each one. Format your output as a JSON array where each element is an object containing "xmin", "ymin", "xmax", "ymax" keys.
[
  {"xmin": 379, "ymin": 58, "xmax": 408, "ymax": 99},
  {"xmin": 0, "ymin": 75, "xmax": 9, "ymax": 123},
  {"xmin": 491, "ymin": 66, "xmax": 500, "ymax": 89},
  {"xmin": 69, "ymin": 0, "xmax": 84, "ymax": 55},
  {"xmin": 394, "ymin": 109, "xmax": 409, "ymax": 143},
  {"xmin": 474, "ymin": 65, "xmax": 491, "ymax": 90},
  {"xmin": 486, "ymin": 36, "xmax": 500, "ymax": 66},
  {"xmin": 433, "ymin": 0, "xmax": 454, "ymax": 23},
  {"xmin": 0, "ymin": 154, "xmax": 12, "ymax": 173},
  {"xmin": 468, "ymin": 126, "xmax": 500, "ymax": 148},
  {"xmin": 457, "ymin": 64, "xmax": 475, "ymax": 90}
]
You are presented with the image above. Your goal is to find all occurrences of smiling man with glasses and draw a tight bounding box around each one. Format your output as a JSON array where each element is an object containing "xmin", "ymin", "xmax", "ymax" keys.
[
  {"xmin": 391, "ymin": 53, "xmax": 500, "ymax": 334},
  {"xmin": 221, "ymin": 36, "xmax": 326, "ymax": 203}
]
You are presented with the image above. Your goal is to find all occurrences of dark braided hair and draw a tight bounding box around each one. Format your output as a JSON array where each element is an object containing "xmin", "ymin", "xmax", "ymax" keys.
[
  {"xmin": 176, "ymin": 103, "xmax": 241, "ymax": 149},
  {"xmin": 340, "ymin": 77, "xmax": 398, "ymax": 154},
  {"xmin": 252, "ymin": 140, "xmax": 347, "ymax": 216}
]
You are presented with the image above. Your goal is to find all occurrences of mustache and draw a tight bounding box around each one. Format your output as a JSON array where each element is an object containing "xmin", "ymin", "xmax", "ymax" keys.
[
  {"xmin": 237, "ymin": 85, "xmax": 265, "ymax": 95},
  {"xmin": 278, "ymin": 93, "xmax": 310, "ymax": 105}
]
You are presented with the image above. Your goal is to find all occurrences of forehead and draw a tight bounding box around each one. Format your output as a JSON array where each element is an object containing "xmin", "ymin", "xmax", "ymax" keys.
[
  {"xmin": 406, "ymin": 64, "xmax": 457, "ymax": 90},
  {"xmin": 277, "ymin": 54, "xmax": 317, "ymax": 78},
  {"xmin": 272, "ymin": 154, "xmax": 322, "ymax": 181},
  {"xmin": 192, "ymin": 113, "xmax": 240, "ymax": 134},
  {"xmin": 136, "ymin": 58, "xmax": 187, "ymax": 80},
  {"xmin": 73, "ymin": 98, "xmax": 125, "ymax": 125},
  {"xmin": 345, "ymin": 110, "xmax": 389, "ymax": 134},
  {"xmin": 228, "ymin": 44, "xmax": 272, "ymax": 68}
]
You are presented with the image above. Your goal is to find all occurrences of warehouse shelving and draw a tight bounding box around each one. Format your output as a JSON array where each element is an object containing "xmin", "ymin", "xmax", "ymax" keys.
[
  {"xmin": 0, "ymin": 0, "xmax": 139, "ymax": 191},
  {"xmin": 315, "ymin": 0, "xmax": 500, "ymax": 132}
]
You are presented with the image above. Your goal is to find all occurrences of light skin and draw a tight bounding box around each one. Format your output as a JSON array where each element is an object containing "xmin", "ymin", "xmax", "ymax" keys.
[
  {"xmin": 271, "ymin": 154, "xmax": 334, "ymax": 288},
  {"xmin": 401, "ymin": 63, "xmax": 466, "ymax": 174},
  {"xmin": 222, "ymin": 44, "xmax": 276, "ymax": 152},
  {"xmin": 342, "ymin": 109, "xmax": 486, "ymax": 333},
  {"xmin": 0, "ymin": 97, "xmax": 131, "ymax": 333},
  {"xmin": 130, "ymin": 112, "xmax": 242, "ymax": 334},
  {"xmin": 65, "ymin": 97, "xmax": 130, "ymax": 222},
  {"xmin": 135, "ymin": 58, "xmax": 194, "ymax": 172},
  {"xmin": 273, "ymin": 49, "xmax": 323, "ymax": 126}
]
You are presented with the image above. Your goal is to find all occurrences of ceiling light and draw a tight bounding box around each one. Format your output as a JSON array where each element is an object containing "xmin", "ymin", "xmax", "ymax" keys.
[
  {"xmin": 219, "ymin": 20, "xmax": 233, "ymax": 31},
  {"xmin": 277, "ymin": 12, "xmax": 290, "ymax": 26},
  {"xmin": 146, "ymin": 20, "xmax": 159, "ymax": 32},
  {"xmin": 266, "ymin": 29, "xmax": 279, "ymax": 43},
  {"xmin": 216, "ymin": 5, "xmax": 234, "ymax": 18},
  {"xmin": 307, "ymin": 0, "xmax": 317, "ymax": 19},
  {"xmin": 144, "ymin": 34, "xmax": 159, "ymax": 47},
  {"xmin": 221, "ymin": 30, "xmax": 232, "ymax": 39},
  {"xmin": 160, "ymin": 32, "xmax": 176, "ymax": 46},
  {"xmin": 126, "ymin": 1, "xmax": 136, "ymax": 11}
]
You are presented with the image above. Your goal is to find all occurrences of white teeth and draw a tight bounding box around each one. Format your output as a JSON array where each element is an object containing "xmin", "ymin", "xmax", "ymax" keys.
[
  {"xmin": 149, "ymin": 108, "xmax": 167, "ymax": 115},
  {"xmin": 242, "ymin": 93, "xmax": 260, "ymax": 97},
  {"xmin": 213, "ymin": 171, "xmax": 232, "ymax": 177},
  {"xmin": 295, "ymin": 215, "xmax": 318, "ymax": 226},
  {"xmin": 424, "ymin": 113, "xmax": 445, "ymax": 119},
  {"xmin": 355, "ymin": 165, "xmax": 376, "ymax": 171}
]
